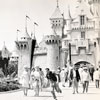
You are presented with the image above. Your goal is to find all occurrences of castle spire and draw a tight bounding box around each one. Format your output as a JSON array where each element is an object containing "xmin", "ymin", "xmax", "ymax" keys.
[
  {"xmin": 66, "ymin": 5, "xmax": 72, "ymax": 20},
  {"xmin": 57, "ymin": 0, "xmax": 59, "ymax": 8}
]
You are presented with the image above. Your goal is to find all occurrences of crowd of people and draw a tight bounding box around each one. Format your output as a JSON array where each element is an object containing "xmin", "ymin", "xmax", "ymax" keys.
[{"xmin": 19, "ymin": 63, "xmax": 100, "ymax": 100}]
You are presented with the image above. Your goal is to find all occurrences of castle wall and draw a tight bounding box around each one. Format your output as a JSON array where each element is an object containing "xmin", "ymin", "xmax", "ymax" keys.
[{"xmin": 33, "ymin": 55, "xmax": 47, "ymax": 71}]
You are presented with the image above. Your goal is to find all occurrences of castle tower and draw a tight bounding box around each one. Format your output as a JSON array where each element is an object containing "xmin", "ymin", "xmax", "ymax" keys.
[
  {"xmin": 45, "ymin": 29, "xmax": 60, "ymax": 71},
  {"xmin": 50, "ymin": 0, "xmax": 65, "ymax": 37},
  {"xmin": 88, "ymin": 0, "xmax": 100, "ymax": 67},
  {"xmin": 15, "ymin": 27, "xmax": 32, "ymax": 77}
]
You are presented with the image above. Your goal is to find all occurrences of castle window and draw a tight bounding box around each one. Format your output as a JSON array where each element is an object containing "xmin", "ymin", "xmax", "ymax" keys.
[
  {"xmin": 94, "ymin": 42, "xmax": 96, "ymax": 47},
  {"xmin": 81, "ymin": 31, "xmax": 85, "ymax": 39},
  {"xmin": 21, "ymin": 44, "xmax": 23, "ymax": 49},
  {"xmin": 80, "ymin": 15, "xmax": 85, "ymax": 25},
  {"xmin": 55, "ymin": 40, "xmax": 57, "ymax": 43},
  {"xmin": 24, "ymin": 44, "xmax": 27, "ymax": 49},
  {"xmin": 49, "ymin": 40, "xmax": 51, "ymax": 43}
]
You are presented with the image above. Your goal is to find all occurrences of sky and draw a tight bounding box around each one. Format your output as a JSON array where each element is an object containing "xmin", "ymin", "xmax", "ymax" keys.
[{"xmin": 0, "ymin": 0, "xmax": 78, "ymax": 51}]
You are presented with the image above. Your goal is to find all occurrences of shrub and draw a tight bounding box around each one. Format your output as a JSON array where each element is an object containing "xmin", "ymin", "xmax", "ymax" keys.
[{"xmin": 0, "ymin": 80, "xmax": 20, "ymax": 92}]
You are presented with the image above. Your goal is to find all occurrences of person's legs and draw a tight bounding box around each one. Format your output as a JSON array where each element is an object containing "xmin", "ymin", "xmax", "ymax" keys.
[
  {"xmin": 72, "ymin": 79, "xmax": 75, "ymax": 94},
  {"xmin": 51, "ymin": 82, "xmax": 57, "ymax": 100},
  {"xmin": 98, "ymin": 80, "xmax": 99, "ymax": 88},
  {"xmin": 76, "ymin": 80, "xmax": 78, "ymax": 93},
  {"xmin": 25, "ymin": 88, "xmax": 28, "ymax": 96},
  {"xmin": 54, "ymin": 82, "xmax": 62, "ymax": 93},
  {"xmin": 23, "ymin": 87, "xmax": 26, "ymax": 95},
  {"xmin": 83, "ymin": 81, "xmax": 86, "ymax": 93},
  {"xmin": 34, "ymin": 80, "xmax": 39, "ymax": 96},
  {"xmin": 86, "ymin": 81, "xmax": 89, "ymax": 93},
  {"xmin": 97, "ymin": 80, "xmax": 99, "ymax": 88},
  {"xmin": 62, "ymin": 77, "xmax": 65, "ymax": 87},
  {"xmin": 95, "ymin": 80, "xmax": 97, "ymax": 88}
]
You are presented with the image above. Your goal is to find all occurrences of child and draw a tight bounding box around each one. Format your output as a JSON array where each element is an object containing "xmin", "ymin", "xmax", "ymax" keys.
[{"xmin": 20, "ymin": 65, "xmax": 30, "ymax": 96}]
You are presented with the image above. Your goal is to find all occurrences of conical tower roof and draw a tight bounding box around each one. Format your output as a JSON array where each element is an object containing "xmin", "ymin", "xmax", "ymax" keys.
[
  {"xmin": 21, "ymin": 30, "xmax": 31, "ymax": 39},
  {"xmin": 50, "ymin": 5, "xmax": 63, "ymax": 19},
  {"xmin": 2, "ymin": 42, "xmax": 9, "ymax": 58},
  {"xmin": 18, "ymin": 29, "xmax": 31, "ymax": 41}
]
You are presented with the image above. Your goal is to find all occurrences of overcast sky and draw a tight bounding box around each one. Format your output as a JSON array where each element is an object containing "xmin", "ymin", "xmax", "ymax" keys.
[{"xmin": 0, "ymin": 0, "xmax": 78, "ymax": 51}]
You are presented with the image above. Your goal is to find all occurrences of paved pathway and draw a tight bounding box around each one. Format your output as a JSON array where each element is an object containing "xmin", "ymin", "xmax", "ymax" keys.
[{"xmin": 0, "ymin": 82, "xmax": 100, "ymax": 100}]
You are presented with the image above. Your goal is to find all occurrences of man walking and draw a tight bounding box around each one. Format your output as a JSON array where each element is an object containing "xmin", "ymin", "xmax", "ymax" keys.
[
  {"xmin": 45, "ymin": 68, "xmax": 62, "ymax": 100},
  {"xmin": 94, "ymin": 68, "xmax": 100, "ymax": 88}
]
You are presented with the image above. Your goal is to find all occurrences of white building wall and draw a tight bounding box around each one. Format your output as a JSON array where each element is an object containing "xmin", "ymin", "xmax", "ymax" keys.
[
  {"xmin": 47, "ymin": 44, "xmax": 59, "ymax": 71},
  {"xmin": 33, "ymin": 55, "xmax": 47, "ymax": 71}
]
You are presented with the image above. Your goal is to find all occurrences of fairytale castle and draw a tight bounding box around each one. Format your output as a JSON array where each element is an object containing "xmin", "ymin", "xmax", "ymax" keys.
[{"xmin": 8, "ymin": 0, "xmax": 100, "ymax": 77}]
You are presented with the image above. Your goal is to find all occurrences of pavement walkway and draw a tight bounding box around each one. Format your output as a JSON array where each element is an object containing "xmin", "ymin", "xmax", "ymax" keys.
[{"xmin": 0, "ymin": 82, "xmax": 100, "ymax": 100}]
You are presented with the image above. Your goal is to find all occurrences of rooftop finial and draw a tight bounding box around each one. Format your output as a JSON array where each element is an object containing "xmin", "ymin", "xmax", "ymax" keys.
[{"xmin": 57, "ymin": 0, "xmax": 59, "ymax": 8}]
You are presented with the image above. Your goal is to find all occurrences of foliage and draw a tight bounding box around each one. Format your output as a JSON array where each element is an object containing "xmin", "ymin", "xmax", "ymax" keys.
[{"xmin": 0, "ymin": 80, "xmax": 20, "ymax": 92}]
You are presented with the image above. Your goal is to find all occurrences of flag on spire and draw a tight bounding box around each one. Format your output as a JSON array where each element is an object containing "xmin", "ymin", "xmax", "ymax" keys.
[
  {"xmin": 34, "ymin": 22, "xmax": 38, "ymax": 26},
  {"xmin": 17, "ymin": 29, "xmax": 20, "ymax": 32},
  {"xmin": 26, "ymin": 15, "xmax": 30, "ymax": 19}
]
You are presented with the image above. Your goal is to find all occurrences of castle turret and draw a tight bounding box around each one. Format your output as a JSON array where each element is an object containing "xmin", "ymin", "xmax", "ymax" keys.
[
  {"xmin": 50, "ymin": 0, "xmax": 65, "ymax": 37},
  {"xmin": 45, "ymin": 29, "xmax": 60, "ymax": 71},
  {"xmin": 15, "ymin": 27, "xmax": 32, "ymax": 77},
  {"xmin": 2, "ymin": 42, "xmax": 9, "ymax": 59}
]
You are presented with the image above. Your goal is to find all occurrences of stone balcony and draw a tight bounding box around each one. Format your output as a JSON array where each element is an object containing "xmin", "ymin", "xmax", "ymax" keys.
[{"xmin": 72, "ymin": 21, "xmax": 94, "ymax": 30}]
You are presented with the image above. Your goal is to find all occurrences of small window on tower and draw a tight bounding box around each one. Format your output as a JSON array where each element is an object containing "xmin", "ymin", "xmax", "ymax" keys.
[
  {"xmin": 81, "ymin": 31, "xmax": 85, "ymax": 39},
  {"xmin": 21, "ymin": 44, "xmax": 23, "ymax": 49},
  {"xmin": 24, "ymin": 44, "xmax": 27, "ymax": 49}
]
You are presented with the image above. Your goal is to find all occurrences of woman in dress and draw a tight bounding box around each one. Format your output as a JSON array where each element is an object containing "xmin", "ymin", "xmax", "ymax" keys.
[
  {"xmin": 31, "ymin": 66, "xmax": 40, "ymax": 96},
  {"xmin": 20, "ymin": 65, "xmax": 30, "ymax": 96}
]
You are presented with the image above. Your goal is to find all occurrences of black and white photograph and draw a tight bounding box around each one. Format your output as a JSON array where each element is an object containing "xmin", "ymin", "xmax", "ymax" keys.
[{"xmin": 0, "ymin": 0, "xmax": 100, "ymax": 100}]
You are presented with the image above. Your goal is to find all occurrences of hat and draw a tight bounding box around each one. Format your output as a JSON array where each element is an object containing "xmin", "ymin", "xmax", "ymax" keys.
[
  {"xmin": 24, "ymin": 65, "xmax": 29, "ymax": 69},
  {"xmin": 83, "ymin": 67, "xmax": 88, "ymax": 70}
]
